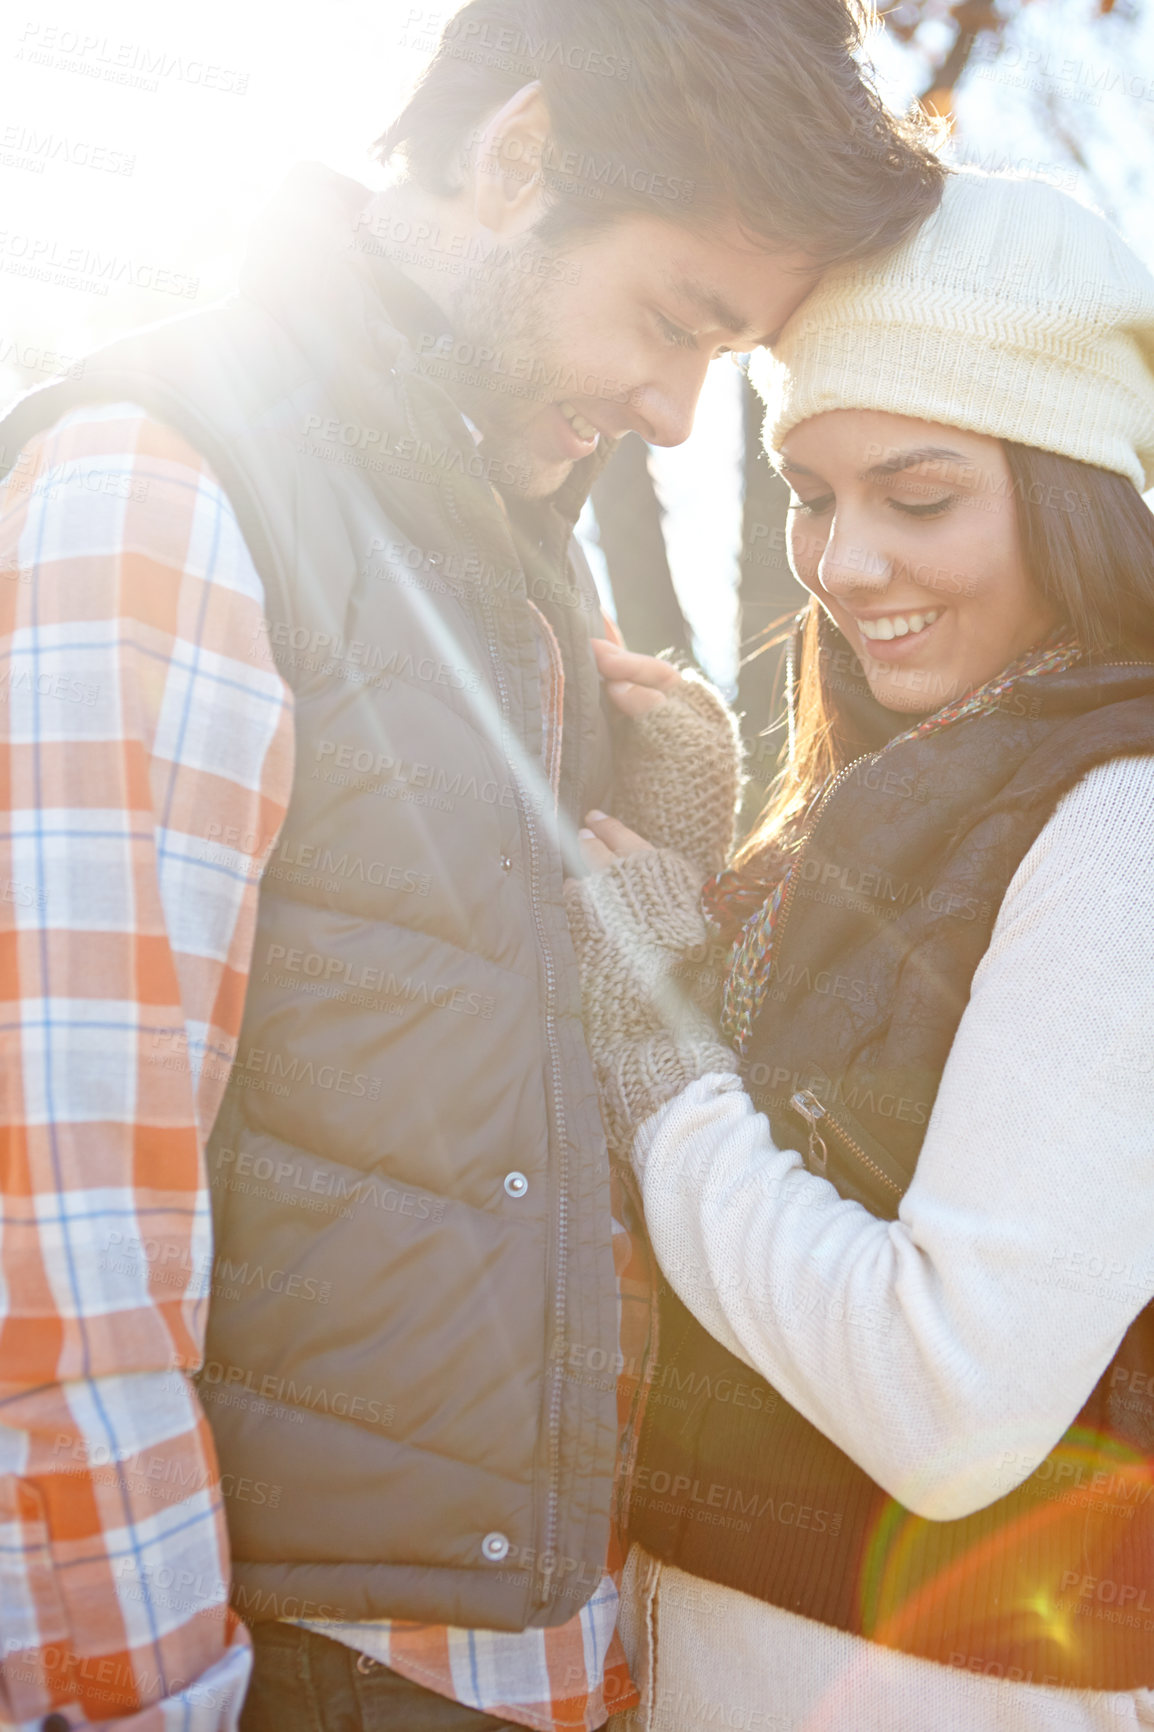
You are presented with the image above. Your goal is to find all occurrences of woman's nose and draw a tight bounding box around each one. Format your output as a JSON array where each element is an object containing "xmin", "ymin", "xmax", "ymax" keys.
[{"xmin": 817, "ymin": 525, "xmax": 891, "ymax": 596}]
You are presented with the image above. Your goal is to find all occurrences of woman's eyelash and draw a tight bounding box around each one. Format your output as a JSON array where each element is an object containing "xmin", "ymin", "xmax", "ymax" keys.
[
  {"xmin": 891, "ymin": 495, "xmax": 957, "ymax": 518},
  {"xmin": 785, "ymin": 493, "xmax": 958, "ymax": 520}
]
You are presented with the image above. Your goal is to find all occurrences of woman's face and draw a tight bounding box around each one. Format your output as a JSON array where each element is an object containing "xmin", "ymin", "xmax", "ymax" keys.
[{"xmin": 780, "ymin": 410, "xmax": 1060, "ymax": 714}]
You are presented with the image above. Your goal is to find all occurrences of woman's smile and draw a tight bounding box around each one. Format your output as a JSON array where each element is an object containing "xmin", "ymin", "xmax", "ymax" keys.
[
  {"xmin": 779, "ymin": 410, "xmax": 1059, "ymax": 713},
  {"xmin": 840, "ymin": 604, "xmax": 944, "ymax": 667}
]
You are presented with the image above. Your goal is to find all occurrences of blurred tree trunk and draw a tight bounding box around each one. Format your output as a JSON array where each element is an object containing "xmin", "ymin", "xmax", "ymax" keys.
[
  {"xmin": 589, "ymin": 432, "xmax": 692, "ymax": 658},
  {"xmin": 736, "ymin": 377, "xmax": 799, "ymax": 823}
]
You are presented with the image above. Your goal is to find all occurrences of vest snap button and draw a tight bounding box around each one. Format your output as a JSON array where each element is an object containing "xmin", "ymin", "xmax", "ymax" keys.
[
  {"xmin": 482, "ymin": 1530, "xmax": 510, "ymax": 1562},
  {"xmin": 356, "ymin": 1652, "xmax": 378, "ymax": 1674},
  {"xmin": 504, "ymin": 1171, "xmax": 528, "ymax": 1199}
]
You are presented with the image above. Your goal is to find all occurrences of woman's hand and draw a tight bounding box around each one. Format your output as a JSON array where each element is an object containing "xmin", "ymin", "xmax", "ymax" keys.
[
  {"xmin": 576, "ymin": 808, "xmax": 654, "ymax": 873},
  {"xmin": 591, "ymin": 638, "xmax": 684, "ymax": 718},
  {"xmin": 592, "ymin": 638, "xmax": 744, "ymax": 882},
  {"xmin": 563, "ymin": 833, "xmax": 737, "ymax": 1156}
]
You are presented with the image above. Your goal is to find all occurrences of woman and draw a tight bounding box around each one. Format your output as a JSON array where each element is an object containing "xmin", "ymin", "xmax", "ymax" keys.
[{"xmin": 567, "ymin": 170, "xmax": 1154, "ymax": 1730}]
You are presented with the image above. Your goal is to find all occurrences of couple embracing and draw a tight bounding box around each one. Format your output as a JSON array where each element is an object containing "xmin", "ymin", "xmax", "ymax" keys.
[{"xmin": 2, "ymin": 2, "xmax": 1154, "ymax": 1730}]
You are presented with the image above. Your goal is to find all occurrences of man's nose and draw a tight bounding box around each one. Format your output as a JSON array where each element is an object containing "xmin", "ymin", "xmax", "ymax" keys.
[
  {"xmin": 629, "ymin": 359, "xmax": 712, "ymax": 447},
  {"xmin": 817, "ymin": 523, "xmax": 891, "ymax": 597}
]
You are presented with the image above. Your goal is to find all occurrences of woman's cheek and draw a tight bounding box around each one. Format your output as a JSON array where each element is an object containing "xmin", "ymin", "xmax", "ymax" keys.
[{"xmin": 788, "ymin": 522, "xmax": 826, "ymax": 587}]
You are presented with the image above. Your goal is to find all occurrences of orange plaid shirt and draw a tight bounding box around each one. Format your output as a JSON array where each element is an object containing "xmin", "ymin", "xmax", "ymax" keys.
[
  {"xmin": 0, "ymin": 405, "xmax": 294, "ymax": 1727},
  {"xmin": 0, "ymin": 403, "xmax": 647, "ymax": 1730}
]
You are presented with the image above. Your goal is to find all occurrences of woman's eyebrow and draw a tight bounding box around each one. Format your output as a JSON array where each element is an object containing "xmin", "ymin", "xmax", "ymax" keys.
[{"xmin": 861, "ymin": 446, "xmax": 971, "ymax": 480}]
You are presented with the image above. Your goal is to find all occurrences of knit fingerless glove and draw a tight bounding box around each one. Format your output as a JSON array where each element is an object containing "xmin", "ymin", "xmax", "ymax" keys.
[
  {"xmin": 565, "ymin": 847, "xmax": 738, "ymax": 1157},
  {"xmin": 613, "ymin": 668, "xmax": 744, "ymax": 883}
]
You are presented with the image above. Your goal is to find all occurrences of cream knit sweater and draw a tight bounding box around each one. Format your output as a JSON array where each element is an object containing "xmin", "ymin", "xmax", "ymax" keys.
[{"xmin": 616, "ymin": 753, "xmax": 1154, "ymax": 1732}]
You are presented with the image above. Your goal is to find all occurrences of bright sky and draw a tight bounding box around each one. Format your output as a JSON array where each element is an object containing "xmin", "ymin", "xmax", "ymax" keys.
[
  {"xmin": 2, "ymin": 0, "xmax": 1151, "ymax": 684},
  {"xmin": 0, "ymin": 0, "xmax": 433, "ymax": 391}
]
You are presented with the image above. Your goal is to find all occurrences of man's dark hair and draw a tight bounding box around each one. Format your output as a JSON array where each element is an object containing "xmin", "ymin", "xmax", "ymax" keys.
[{"xmin": 376, "ymin": 0, "xmax": 945, "ymax": 267}]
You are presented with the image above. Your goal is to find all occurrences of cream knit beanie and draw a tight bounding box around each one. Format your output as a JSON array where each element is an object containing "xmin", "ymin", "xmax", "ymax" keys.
[{"xmin": 755, "ymin": 170, "xmax": 1154, "ymax": 492}]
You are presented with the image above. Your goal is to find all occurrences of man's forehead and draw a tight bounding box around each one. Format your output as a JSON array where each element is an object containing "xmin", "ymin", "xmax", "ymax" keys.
[
  {"xmin": 668, "ymin": 275, "xmax": 750, "ymax": 337},
  {"xmin": 663, "ymin": 257, "xmax": 818, "ymax": 347},
  {"xmin": 607, "ymin": 209, "xmax": 818, "ymax": 342}
]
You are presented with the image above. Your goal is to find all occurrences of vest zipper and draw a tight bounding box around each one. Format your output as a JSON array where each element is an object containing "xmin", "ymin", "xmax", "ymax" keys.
[
  {"xmin": 790, "ymin": 1088, "xmax": 903, "ymax": 1200},
  {"xmin": 481, "ymin": 578, "xmax": 569, "ymax": 1610},
  {"xmin": 771, "ymin": 747, "xmax": 879, "ymax": 961},
  {"xmin": 789, "ymin": 1089, "xmax": 828, "ymax": 1176},
  {"xmin": 440, "ymin": 469, "xmax": 570, "ymax": 1614}
]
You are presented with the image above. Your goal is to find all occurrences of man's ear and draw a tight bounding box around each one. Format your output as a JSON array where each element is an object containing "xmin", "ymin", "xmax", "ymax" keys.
[{"xmin": 471, "ymin": 82, "xmax": 554, "ymax": 238}]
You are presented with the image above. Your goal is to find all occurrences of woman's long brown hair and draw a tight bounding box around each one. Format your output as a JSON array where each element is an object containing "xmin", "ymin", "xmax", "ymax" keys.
[{"xmin": 734, "ymin": 443, "xmax": 1154, "ymax": 870}]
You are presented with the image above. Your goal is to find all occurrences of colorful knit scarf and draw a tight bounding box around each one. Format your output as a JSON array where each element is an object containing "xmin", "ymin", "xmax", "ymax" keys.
[{"xmin": 708, "ymin": 638, "xmax": 1082, "ymax": 1057}]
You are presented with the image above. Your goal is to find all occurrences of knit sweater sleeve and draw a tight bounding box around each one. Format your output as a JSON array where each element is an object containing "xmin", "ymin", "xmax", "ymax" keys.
[{"xmin": 635, "ymin": 754, "xmax": 1154, "ymax": 1522}]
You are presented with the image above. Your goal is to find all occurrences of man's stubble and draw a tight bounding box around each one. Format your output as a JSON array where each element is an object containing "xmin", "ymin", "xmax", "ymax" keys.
[{"xmin": 447, "ymin": 237, "xmax": 585, "ymax": 499}]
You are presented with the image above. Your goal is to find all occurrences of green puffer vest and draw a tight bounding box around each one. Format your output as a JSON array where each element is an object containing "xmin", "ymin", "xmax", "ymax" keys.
[{"xmin": 0, "ymin": 165, "xmax": 621, "ymax": 1631}]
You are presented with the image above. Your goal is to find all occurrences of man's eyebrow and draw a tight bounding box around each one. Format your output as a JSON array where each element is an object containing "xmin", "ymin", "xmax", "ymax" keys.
[
  {"xmin": 861, "ymin": 446, "xmax": 972, "ymax": 481},
  {"xmin": 670, "ymin": 275, "xmax": 779, "ymax": 344}
]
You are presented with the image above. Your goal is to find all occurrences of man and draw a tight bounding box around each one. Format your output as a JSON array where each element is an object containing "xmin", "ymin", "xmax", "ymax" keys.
[{"xmin": 0, "ymin": 1, "xmax": 942, "ymax": 1726}]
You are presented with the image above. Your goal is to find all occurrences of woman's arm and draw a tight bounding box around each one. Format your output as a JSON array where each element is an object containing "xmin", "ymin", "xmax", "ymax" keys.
[{"xmin": 637, "ymin": 755, "xmax": 1154, "ymax": 1521}]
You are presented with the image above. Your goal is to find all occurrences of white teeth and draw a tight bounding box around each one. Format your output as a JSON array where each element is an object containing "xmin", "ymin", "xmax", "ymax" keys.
[
  {"xmin": 858, "ymin": 609, "xmax": 940, "ymax": 643},
  {"xmin": 559, "ymin": 399, "xmax": 599, "ymax": 442}
]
